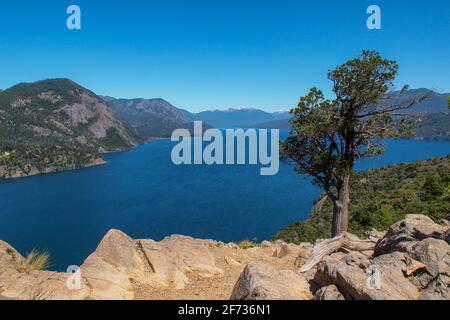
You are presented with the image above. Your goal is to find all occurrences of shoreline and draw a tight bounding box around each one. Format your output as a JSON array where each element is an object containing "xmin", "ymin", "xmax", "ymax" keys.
[
  {"xmin": 0, "ymin": 137, "xmax": 170, "ymax": 182},
  {"xmin": 0, "ymin": 157, "xmax": 107, "ymax": 182}
]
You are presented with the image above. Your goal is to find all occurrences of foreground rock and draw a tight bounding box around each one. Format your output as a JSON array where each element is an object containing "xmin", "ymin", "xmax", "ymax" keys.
[
  {"xmin": 230, "ymin": 262, "xmax": 313, "ymax": 300},
  {"xmin": 0, "ymin": 214, "xmax": 447, "ymax": 300},
  {"xmin": 314, "ymin": 251, "xmax": 420, "ymax": 300},
  {"xmin": 81, "ymin": 231, "xmax": 225, "ymax": 299},
  {"xmin": 314, "ymin": 285, "xmax": 345, "ymax": 300},
  {"xmin": 0, "ymin": 241, "xmax": 90, "ymax": 300},
  {"xmin": 375, "ymin": 215, "xmax": 447, "ymax": 255},
  {"xmin": 308, "ymin": 215, "xmax": 449, "ymax": 300}
]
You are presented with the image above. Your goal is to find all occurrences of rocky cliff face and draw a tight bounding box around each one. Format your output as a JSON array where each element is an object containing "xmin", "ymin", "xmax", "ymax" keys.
[
  {"xmin": 0, "ymin": 79, "xmax": 140, "ymax": 179},
  {"xmin": 104, "ymin": 97, "xmax": 193, "ymax": 139},
  {"xmin": 0, "ymin": 215, "xmax": 448, "ymax": 300}
]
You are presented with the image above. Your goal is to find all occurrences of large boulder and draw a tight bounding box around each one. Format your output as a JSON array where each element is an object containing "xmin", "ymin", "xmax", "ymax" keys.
[
  {"xmin": 314, "ymin": 252, "xmax": 420, "ymax": 300},
  {"xmin": 406, "ymin": 238, "xmax": 449, "ymax": 279},
  {"xmin": 82, "ymin": 231, "xmax": 225, "ymax": 299},
  {"xmin": 230, "ymin": 262, "xmax": 313, "ymax": 300},
  {"xmin": 375, "ymin": 215, "xmax": 447, "ymax": 255},
  {"xmin": 404, "ymin": 238, "xmax": 449, "ymax": 300},
  {"xmin": 419, "ymin": 274, "xmax": 449, "ymax": 300},
  {"xmin": 81, "ymin": 229, "xmax": 152, "ymax": 300},
  {"xmin": 139, "ymin": 235, "xmax": 224, "ymax": 289}
]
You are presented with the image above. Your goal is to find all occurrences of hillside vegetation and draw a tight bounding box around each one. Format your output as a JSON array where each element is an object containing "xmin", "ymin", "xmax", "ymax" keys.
[
  {"xmin": 415, "ymin": 113, "xmax": 450, "ymax": 141},
  {"xmin": 0, "ymin": 79, "xmax": 141, "ymax": 179},
  {"xmin": 273, "ymin": 156, "xmax": 450, "ymax": 243}
]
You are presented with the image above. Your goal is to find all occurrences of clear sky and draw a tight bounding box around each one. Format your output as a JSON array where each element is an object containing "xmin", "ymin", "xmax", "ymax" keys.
[{"xmin": 0, "ymin": 0, "xmax": 449, "ymax": 112}]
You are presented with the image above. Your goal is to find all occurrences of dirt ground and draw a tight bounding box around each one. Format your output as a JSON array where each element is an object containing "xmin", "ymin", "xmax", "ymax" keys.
[{"xmin": 134, "ymin": 243, "xmax": 304, "ymax": 300}]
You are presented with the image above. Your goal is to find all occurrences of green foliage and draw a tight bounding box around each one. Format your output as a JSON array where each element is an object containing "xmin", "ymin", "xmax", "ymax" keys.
[
  {"xmin": 0, "ymin": 79, "xmax": 139, "ymax": 179},
  {"xmin": 282, "ymin": 50, "xmax": 430, "ymax": 236},
  {"xmin": 422, "ymin": 175, "xmax": 446, "ymax": 200},
  {"xmin": 273, "ymin": 156, "xmax": 450, "ymax": 243},
  {"xmin": 238, "ymin": 239, "xmax": 258, "ymax": 249}
]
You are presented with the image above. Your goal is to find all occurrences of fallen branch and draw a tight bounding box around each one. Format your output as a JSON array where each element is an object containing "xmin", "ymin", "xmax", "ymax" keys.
[{"xmin": 299, "ymin": 232, "xmax": 378, "ymax": 273}]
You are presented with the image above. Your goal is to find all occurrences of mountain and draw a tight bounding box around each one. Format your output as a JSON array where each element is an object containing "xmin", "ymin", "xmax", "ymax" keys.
[
  {"xmin": 390, "ymin": 88, "xmax": 449, "ymax": 114},
  {"xmin": 192, "ymin": 108, "xmax": 290, "ymax": 128},
  {"xmin": 0, "ymin": 79, "xmax": 140, "ymax": 179},
  {"xmin": 252, "ymin": 119, "xmax": 291, "ymax": 129},
  {"xmin": 253, "ymin": 89, "xmax": 450, "ymax": 140},
  {"xmin": 104, "ymin": 97, "xmax": 198, "ymax": 138},
  {"xmin": 415, "ymin": 113, "xmax": 450, "ymax": 140}
]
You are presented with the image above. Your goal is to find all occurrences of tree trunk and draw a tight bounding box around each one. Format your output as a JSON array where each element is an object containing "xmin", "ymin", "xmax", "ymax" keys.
[{"xmin": 331, "ymin": 175, "xmax": 350, "ymax": 237}]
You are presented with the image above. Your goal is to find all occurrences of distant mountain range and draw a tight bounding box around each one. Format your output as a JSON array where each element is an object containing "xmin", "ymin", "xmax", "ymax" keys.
[
  {"xmin": 190, "ymin": 108, "xmax": 290, "ymax": 128},
  {"xmin": 254, "ymin": 89, "xmax": 450, "ymax": 140},
  {"xmin": 389, "ymin": 88, "xmax": 449, "ymax": 114},
  {"xmin": 1, "ymin": 79, "xmax": 448, "ymax": 179},
  {"xmin": 102, "ymin": 96, "xmax": 194, "ymax": 139},
  {"xmin": 101, "ymin": 98, "xmax": 290, "ymax": 137}
]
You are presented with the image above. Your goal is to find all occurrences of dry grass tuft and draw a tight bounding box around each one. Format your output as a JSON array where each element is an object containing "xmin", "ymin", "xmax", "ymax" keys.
[{"xmin": 20, "ymin": 250, "xmax": 50, "ymax": 272}]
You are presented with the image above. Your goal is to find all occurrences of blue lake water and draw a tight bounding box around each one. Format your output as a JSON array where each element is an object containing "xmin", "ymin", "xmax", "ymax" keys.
[{"xmin": 0, "ymin": 137, "xmax": 449, "ymax": 271}]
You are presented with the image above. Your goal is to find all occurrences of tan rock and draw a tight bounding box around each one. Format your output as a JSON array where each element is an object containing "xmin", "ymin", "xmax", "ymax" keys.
[
  {"xmin": 82, "ymin": 254, "xmax": 134, "ymax": 300},
  {"xmin": 406, "ymin": 238, "xmax": 449, "ymax": 278},
  {"xmin": 420, "ymin": 274, "xmax": 450, "ymax": 300},
  {"xmin": 139, "ymin": 235, "xmax": 224, "ymax": 289},
  {"xmin": 405, "ymin": 257, "xmax": 426, "ymax": 276},
  {"xmin": 227, "ymin": 243, "xmax": 240, "ymax": 250},
  {"xmin": 80, "ymin": 229, "xmax": 153, "ymax": 300},
  {"xmin": 0, "ymin": 241, "xmax": 92, "ymax": 300},
  {"xmin": 87, "ymin": 230, "xmax": 151, "ymax": 283},
  {"xmin": 294, "ymin": 246, "xmax": 313, "ymax": 268},
  {"xmin": 405, "ymin": 238, "xmax": 449, "ymax": 299},
  {"xmin": 260, "ymin": 241, "xmax": 272, "ymax": 248},
  {"xmin": 230, "ymin": 262, "xmax": 313, "ymax": 300},
  {"xmin": 375, "ymin": 215, "xmax": 446, "ymax": 255},
  {"xmin": 0, "ymin": 270, "xmax": 90, "ymax": 300},
  {"xmin": 272, "ymin": 243, "xmax": 289, "ymax": 258},
  {"xmin": 365, "ymin": 229, "xmax": 386, "ymax": 241},
  {"xmin": 314, "ymin": 252, "xmax": 420, "ymax": 300},
  {"xmin": 224, "ymin": 256, "xmax": 242, "ymax": 267},
  {"xmin": 314, "ymin": 285, "xmax": 345, "ymax": 300},
  {"xmin": 0, "ymin": 240, "xmax": 23, "ymax": 272}
]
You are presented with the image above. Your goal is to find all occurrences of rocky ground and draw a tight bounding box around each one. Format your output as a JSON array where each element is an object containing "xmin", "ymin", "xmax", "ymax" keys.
[{"xmin": 0, "ymin": 214, "xmax": 448, "ymax": 300}]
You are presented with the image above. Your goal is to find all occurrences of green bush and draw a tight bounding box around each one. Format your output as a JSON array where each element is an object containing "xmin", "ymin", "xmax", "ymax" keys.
[{"xmin": 273, "ymin": 156, "xmax": 450, "ymax": 244}]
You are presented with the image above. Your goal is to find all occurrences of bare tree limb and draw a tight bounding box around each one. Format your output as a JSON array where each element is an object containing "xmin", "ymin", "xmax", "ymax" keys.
[{"xmin": 299, "ymin": 232, "xmax": 378, "ymax": 273}]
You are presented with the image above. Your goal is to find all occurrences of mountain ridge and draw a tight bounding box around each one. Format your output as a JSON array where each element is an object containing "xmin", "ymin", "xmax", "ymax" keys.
[
  {"xmin": 252, "ymin": 89, "xmax": 450, "ymax": 140},
  {"xmin": 1, "ymin": 80, "xmax": 448, "ymax": 180},
  {"xmin": 0, "ymin": 79, "xmax": 141, "ymax": 179}
]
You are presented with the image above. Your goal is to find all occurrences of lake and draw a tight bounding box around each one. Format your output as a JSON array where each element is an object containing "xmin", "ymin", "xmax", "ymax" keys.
[{"xmin": 0, "ymin": 138, "xmax": 449, "ymax": 271}]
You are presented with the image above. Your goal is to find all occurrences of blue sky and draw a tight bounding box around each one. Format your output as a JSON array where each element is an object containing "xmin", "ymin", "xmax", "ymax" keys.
[{"xmin": 0, "ymin": 0, "xmax": 449, "ymax": 112}]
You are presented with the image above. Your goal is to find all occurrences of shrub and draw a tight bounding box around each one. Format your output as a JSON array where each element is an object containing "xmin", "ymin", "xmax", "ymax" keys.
[{"xmin": 20, "ymin": 250, "xmax": 50, "ymax": 272}]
